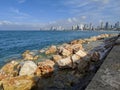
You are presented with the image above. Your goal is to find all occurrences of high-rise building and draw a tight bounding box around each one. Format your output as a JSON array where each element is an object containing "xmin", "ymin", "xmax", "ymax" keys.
[
  {"xmin": 105, "ymin": 22, "xmax": 109, "ymax": 30},
  {"xmin": 100, "ymin": 22, "xmax": 104, "ymax": 29},
  {"xmin": 89, "ymin": 23, "xmax": 92, "ymax": 30},
  {"xmin": 115, "ymin": 21, "xmax": 120, "ymax": 28},
  {"xmin": 72, "ymin": 25, "xmax": 79, "ymax": 30},
  {"xmin": 79, "ymin": 24, "xmax": 84, "ymax": 30}
]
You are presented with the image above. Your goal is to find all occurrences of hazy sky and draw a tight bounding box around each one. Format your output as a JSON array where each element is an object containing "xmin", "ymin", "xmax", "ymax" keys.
[{"xmin": 0, "ymin": 0, "xmax": 120, "ymax": 30}]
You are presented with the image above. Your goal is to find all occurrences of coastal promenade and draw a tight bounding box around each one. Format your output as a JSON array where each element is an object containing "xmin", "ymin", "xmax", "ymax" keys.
[{"xmin": 86, "ymin": 35, "xmax": 120, "ymax": 90}]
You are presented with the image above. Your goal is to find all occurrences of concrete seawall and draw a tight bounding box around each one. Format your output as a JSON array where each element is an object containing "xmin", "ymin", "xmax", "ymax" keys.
[{"xmin": 86, "ymin": 36, "xmax": 120, "ymax": 90}]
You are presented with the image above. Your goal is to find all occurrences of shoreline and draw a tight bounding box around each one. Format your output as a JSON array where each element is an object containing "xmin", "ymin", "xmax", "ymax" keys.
[{"xmin": 0, "ymin": 33, "xmax": 119, "ymax": 90}]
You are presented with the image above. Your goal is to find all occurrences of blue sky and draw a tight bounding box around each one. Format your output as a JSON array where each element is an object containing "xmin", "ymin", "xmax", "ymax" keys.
[{"xmin": 0, "ymin": 0, "xmax": 120, "ymax": 30}]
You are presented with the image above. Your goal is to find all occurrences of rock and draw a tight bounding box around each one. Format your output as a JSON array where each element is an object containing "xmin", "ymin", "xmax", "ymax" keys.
[
  {"xmin": 58, "ymin": 47, "xmax": 71, "ymax": 57},
  {"xmin": 62, "ymin": 44, "xmax": 73, "ymax": 53},
  {"xmin": 22, "ymin": 50, "xmax": 34, "ymax": 60},
  {"xmin": 19, "ymin": 61, "xmax": 37, "ymax": 76},
  {"xmin": 52, "ymin": 55, "xmax": 62, "ymax": 63},
  {"xmin": 35, "ymin": 60, "xmax": 55, "ymax": 77},
  {"xmin": 70, "ymin": 40, "xmax": 78, "ymax": 45},
  {"xmin": 39, "ymin": 49, "xmax": 45, "ymax": 53},
  {"xmin": 77, "ymin": 60, "xmax": 90, "ymax": 73},
  {"xmin": 0, "ymin": 74, "xmax": 8, "ymax": 81},
  {"xmin": 0, "ymin": 61, "xmax": 19, "ymax": 76},
  {"xmin": 2, "ymin": 75, "xmax": 35, "ymax": 90},
  {"xmin": 37, "ymin": 60, "xmax": 55, "ymax": 68},
  {"xmin": 71, "ymin": 44, "xmax": 83, "ymax": 53},
  {"xmin": 77, "ymin": 39, "xmax": 86, "ymax": 44},
  {"xmin": 22, "ymin": 50, "xmax": 39, "ymax": 60},
  {"xmin": 45, "ymin": 45, "xmax": 57, "ymax": 55},
  {"xmin": 75, "ymin": 50, "xmax": 87, "ymax": 57},
  {"xmin": 57, "ymin": 56, "xmax": 72, "ymax": 68},
  {"xmin": 71, "ymin": 54, "xmax": 81, "ymax": 63},
  {"xmin": 33, "ymin": 55, "xmax": 39, "ymax": 60},
  {"xmin": 90, "ymin": 52, "xmax": 100, "ymax": 62},
  {"xmin": 90, "ymin": 37, "xmax": 98, "ymax": 41}
]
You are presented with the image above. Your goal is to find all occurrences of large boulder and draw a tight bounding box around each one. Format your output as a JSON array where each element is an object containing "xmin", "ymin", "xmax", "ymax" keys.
[
  {"xmin": 75, "ymin": 50, "xmax": 87, "ymax": 57},
  {"xmin": 52, "ymin": 55, "xmax": 62, "ymax": 63},
  {"xmin": 71, "ymin": 54, "xmax": 81, "ymax": 63},
  {"xmin": 0, "ymin": 61, "xmax": 19, "ymax": 77},
  {"xmin": 58, "ymin": 47, "xmax": 71, "ymax": 57},
  {"xmin": 22, "ymin": 50, "xmax": 39, "ymax": 60},
  {"xmin": 19, "ymin": 61, "xmax": 37, "ymax": 76},
  {"xmin": 70, "ymin": 40, "xmax": 78, "ymax": 45},
  {"xmin": 56, "ymin": 56, "xmax": 72, "ymax": 68},
  {"xmin": 35, "ymin": 60, "xmax": 55, "ymax": 77},
  {"xmin": 71, "ymin": 39, "xmax": 86, "ymax": 45},
  {"xmin": 45, "ymin": 45, "xmax": 57, "ymax": 55},
  {"xmin": 2, "ymin": 75, "xmax": 35, "ymax": 90},
  {"xmin": 71, "ymin": 44, "xmax": 83, "ymax": 53},
  {"xmin": 62, "ymin": 44, "xmax": 73, "ymax": 53}
]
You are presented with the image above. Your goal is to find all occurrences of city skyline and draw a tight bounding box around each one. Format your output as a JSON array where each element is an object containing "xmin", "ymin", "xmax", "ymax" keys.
[
  {"xmin": 0, "ymin": 0, "xmax": 120, "ymax": 30},
  {"xmin": 50, "ymin": 21, "xmax": 120, "ymax": 31}
]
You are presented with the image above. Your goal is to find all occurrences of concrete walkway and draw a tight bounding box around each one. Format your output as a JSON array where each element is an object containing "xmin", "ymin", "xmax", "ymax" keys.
[{"xmin": 86, "ymin": 36, "xmax": 120, "ymax": 90}]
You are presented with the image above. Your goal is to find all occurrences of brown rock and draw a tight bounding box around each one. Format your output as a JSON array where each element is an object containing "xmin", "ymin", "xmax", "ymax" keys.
[
  {"xmin": 0, "ymin": 74, "xmax": 8, "ymax": 81},
  {"xmin": 35, "ymin": 60, "xmax": 55, "ymax": 77},
  {"xmin": 71, "ymin": 44, "xmax": 83, "ymax": 53},
  {"xmin": 0, "ymin": 61, "xmax": 19, "ymax": 77},
  {"xmin": 52, "ymin": 55, "xmax": 62, "ymax": 63},
  {"xmin": 22, "ymin": 50, "xmax": 38, "ymax": 60},
  {"xmin": 77, "ymin": 39, "xmax": 86, "ymax": 44},
  {"xmin": 33, "ymin": 55, "xmax": 39, "ymax": 60},
  {"xmin": 22, "ymin": 50, "xmax": 34, "ymax": 60},
  {"xmin": 38, "ymin": 60, "xmax": 55, "ymax": 68},
  {"xmin": 58, "ymin": 47, "xmax": 71, "ymax": 57},
  {"xmin": 45, "ymin": 45, "xmax": 57, "ymax": 55},
  {"xmin": 2, "ymin": 75, "xmax": 35, "ymax": 90},
  {"xmin": 63, "ymin": 44, "xmax": 73, "ymax": 53},
  {"xmin": 70, "ymin": 40, "xmax": 78, "ymax": 45}
]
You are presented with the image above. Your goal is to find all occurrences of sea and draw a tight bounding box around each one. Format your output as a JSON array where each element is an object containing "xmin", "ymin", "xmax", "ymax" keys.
[{"xmin": 0, "ymin": 30, "xmax": 119, "ymax": 67}]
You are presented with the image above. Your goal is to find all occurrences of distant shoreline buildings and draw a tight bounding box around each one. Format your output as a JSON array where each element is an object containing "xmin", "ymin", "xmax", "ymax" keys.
[
  {"xmin": 49, "ymin": 21, "xmax": 120, "ymax": 31},
  {"xmin": 72, "ymin": 21, "xmax": 120, "ymax": 31}
]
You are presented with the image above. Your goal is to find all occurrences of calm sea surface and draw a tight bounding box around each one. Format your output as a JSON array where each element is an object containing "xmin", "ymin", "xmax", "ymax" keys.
[{"xmin": 0, "ymin": 30, "xmax": 119, "ymax": 66}]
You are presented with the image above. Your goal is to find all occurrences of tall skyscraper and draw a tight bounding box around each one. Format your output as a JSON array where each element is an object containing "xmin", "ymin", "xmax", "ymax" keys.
[
  {"xmin": 100, "ymin": 22, "xmax": 104, "ymax": 29},
  {"xmin": 105, "ymin": 22, "xmax": 109, "ymax": 30},
  {"xmin": 116, "ymin": 21, "xmax": 119, "ymax": 28},
  {"xmin": 89, "ymin": 23, "xmax": 92, "ymax": 30}
]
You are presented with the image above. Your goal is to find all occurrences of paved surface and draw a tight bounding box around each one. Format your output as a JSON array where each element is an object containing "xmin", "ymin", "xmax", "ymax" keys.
[{"xmin": 86, "ymin": 37, "xmax": 120, "ymax": 90}]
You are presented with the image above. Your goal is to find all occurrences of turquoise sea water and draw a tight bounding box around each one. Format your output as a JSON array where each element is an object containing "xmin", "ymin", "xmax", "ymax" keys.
[{"xmin": 0, "ymin": 30, "xmax": 119, "ymax": 66}]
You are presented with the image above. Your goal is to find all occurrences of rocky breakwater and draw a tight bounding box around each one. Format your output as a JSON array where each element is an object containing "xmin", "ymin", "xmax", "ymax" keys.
[{"xmin": 0, "ymin": 33, "xmax": 118, "ymax": 90}]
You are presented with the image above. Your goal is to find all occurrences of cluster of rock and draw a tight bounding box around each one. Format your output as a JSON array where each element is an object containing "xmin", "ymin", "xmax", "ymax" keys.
[{"xmin": 0, "ymin": 34, "xmax": 118, "ymax": 90}]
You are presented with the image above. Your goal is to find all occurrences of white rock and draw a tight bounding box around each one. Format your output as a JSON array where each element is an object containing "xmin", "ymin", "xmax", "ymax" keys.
[
  {"xmin": 76, "ymin": 50, "xmax": 87, "ymax": 57},
  {"xmin": 19, "ymin": 61, "xmax": 37, "ymax": 76},
  {"xmin": 71, "ymin": 54, "xmax": 81, "ymax": 63},
  {"xmin": 57, "ymin": 56, "xmax": 72, "ymax": 67}
]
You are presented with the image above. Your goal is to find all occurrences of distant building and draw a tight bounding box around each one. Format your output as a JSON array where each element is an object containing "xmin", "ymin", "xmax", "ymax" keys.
[
  {"xmin": 89, "ymin": 23, "xmax": 93, "ymax": 30},
  {"xmin": 72, "ymin": 25, "xmax": 79, "ymax": 30},
  {"xmin": 100, "ymin": 22, "xmax": 104, "ymax": 30},
  {"xmin": 115, "ymin": 21, "xmax": 119, "ymax": 28},
  {"xmin": 79, "ymin": 24, "xmax": 84, "ymax": 30},
  {"xmin": 105, "ymin": 22, "xmax": 109, "ymax": 30}
]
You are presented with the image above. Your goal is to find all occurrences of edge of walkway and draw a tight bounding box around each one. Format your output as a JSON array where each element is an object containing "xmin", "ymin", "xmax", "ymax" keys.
[{"xmin": 86, "ymin": 34, "xmax": 120, "ymax": 90}]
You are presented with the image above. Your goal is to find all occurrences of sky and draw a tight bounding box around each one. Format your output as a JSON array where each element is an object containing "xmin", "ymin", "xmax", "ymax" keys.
[{"xmin": 0, "ymin": 0, "xmax": 120, "ymax": 30}]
